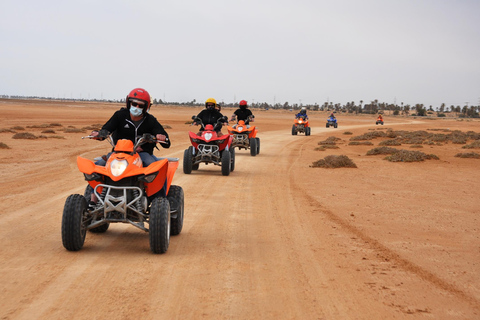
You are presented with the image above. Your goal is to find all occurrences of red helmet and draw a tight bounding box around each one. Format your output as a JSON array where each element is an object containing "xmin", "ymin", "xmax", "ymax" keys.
[
  {"xmin": 126, "ymin": 88, "xmax": 151, "ymax": 114},
  {"xmin": 239, "ymin": 100, "xmax": 247, "ymax": 106}
]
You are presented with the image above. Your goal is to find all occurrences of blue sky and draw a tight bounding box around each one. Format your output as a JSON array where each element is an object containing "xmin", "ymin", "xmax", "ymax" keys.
[{"xmin": 1, "ymin": 0, "xmax": 479, "ymax": 107}]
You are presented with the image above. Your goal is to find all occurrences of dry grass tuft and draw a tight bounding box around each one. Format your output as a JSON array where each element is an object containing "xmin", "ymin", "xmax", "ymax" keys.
[
  {"xmin": 311, "ymin": 155, "xmax": 357, "ymax": 168},
  {"xmin": 49, "ymin": 135, "xmax": 66, "ymax": 139},
  {"xmin": 379, "ymin": 139, "xmax": 401, "ymax": 146},
  {"xmin": 343, "ymin": 131, "xmax": 353, "ymax": 135},
  {"xmin": 41, "ymin": 129, "xmax": 56, "ymax": 134},
  {"xmin": 350, "ymin": 131, "xmax": 387, "ymax": 141},
  {"xmin": 0, "ymin": 142, "xmax": 10, "ymax": 149},
  {"xmin": 384, "ymin": 150, "xmax": 439, "ymax": 162},
  {"xmin": 348, "ymin": 141, "xmax": 373, "ymax": 146},
  {"xmin": 63, "ymin": 128, "xmax": 86, "ymax": 133},
  {"xmin": 318, "ymin": 136, "xmax": 340, "ymax": 145},
  {"xmin": 455, "ymin": 152, "xmax": 480, "ymax": 159},
  {"xmin": 163, "ymin": 125, "xmax": 172, "ymax": 129},
  {"xmin": 410, "ymin": 144, "xmax": 423, "ymax": 148},
  {"xmin": 315, "ymin": 145, "xmax": 340, "ymax": 151},
  {"xmin": 0, "ymin": 128, "xmax": 16, "ymax": 133},
  {"xmin": 11, "ymin": 126, "xmax": 25, "ymax": 131},
  {"xmin": 462, "ymin": 140, "xmax": 480, "ymax": 149},
  {"xmin": 366, "ymin": 147, "xmax": 399, "ymax": 155},
  {"xmin": 12, "ymin": 132, "xmax": 37, "ymax": 139}
]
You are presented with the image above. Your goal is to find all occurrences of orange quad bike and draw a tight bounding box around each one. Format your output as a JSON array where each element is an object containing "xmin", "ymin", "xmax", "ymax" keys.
[
  {"xmin": 227, "ymin": 117, "xmax": 260, "ymax": 156},
  {"xmin": 292, "ymin": 115, "xmax": 311, "ymax": 135},
  {"xmin": 376, "ymin": 116, "xmax": 384, "ymax": 125},
  {"xmin": 61, "ymin": 134, "xmax": 184, "ymax": 254}
]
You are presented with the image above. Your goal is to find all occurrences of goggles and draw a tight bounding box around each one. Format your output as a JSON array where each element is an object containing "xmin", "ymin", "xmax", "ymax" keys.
[{"xmin": 130, "ymin": 99, "xmax": 145, "ymax": 107}]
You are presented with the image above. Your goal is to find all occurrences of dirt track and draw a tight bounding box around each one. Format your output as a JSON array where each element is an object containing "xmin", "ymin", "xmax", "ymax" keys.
[{"xmin": 0, "ymin": 99, "xmax": 479, "ymax": 319}]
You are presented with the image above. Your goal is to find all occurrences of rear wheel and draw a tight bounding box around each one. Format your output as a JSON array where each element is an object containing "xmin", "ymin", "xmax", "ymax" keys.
[
  {"xmin": 183, "ymin": 147, "xmax": 193, "ymax": 174},
  {"xmin": 149, "ymin": 197, "xmax": 170, "ymax": 254},
  {"xmin": 249, "ymin": 138, "xmax": 257, "ymax": 156},
  {"xmin": 62, "ymin": 194, "xmax": 87, "ymax": 251},
  {"xmin": 83, "ymin": 185, "xmax": 109, "ymax": 233},
  {"xmin": 221, "ymin": 150, "xmax": 231, "ymax": 176},
  {"xmin": 167, "ymin": 185, "xmax": 184, "ymax": 236},
  {"xmin": 256, "ymin": 138, "xmax": 260, "ymax": 154},
  {"xmin": 230, "ymin": 148, "xmax": 236, "ymax": 172}
]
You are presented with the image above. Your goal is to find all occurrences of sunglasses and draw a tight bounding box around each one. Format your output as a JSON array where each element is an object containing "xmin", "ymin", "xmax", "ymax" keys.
[
  {"xmin": 206, "ymin": 103, "xmax": 215, "ymax": 107},
  {"xmin": 131, "ymin": 102, "xmax": 145, "ymax": 107}
]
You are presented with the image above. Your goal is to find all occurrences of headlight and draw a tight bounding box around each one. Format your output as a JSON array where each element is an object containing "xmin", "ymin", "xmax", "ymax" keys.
[
  {"xmin": 237, "ymin": 126, "xmax": 244, "ymax": 131},
  {"xmin": 110, "ymin": 159, "xmax": 128, "ymax": 177}
]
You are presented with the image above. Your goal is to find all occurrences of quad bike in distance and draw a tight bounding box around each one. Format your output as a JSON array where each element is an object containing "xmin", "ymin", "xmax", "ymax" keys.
[
  {"xmin": 61, "ymin": 134, "xmax": 184, "ymax": 254},
  {"xmin": 326, "ymin": 116, "xmax": 338, "ymax": 128},
  {"xmin": 292, "ymin": 116, "xmax": 311, "ymax": 135},
  {"xmin": 227, "ymin": 116, "xmax": 260, "ymax": 156},
  {"xmin": 376, "ymin": 116, "xmax": 384, "ymax": 125},
  {"xmin": 183, "ymin": 116, "xmax": 234, "ymax": 176}
]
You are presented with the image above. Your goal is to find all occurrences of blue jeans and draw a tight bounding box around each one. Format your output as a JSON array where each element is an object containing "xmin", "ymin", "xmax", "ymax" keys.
[{"xmin": 95, "ymin": 152, "xmax": 159, "ymax": 167}]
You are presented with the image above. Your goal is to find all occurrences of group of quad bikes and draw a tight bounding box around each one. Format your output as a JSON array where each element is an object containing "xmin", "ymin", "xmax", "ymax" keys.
[
  {"xmin": 62, "ymin": 115, "xmax": 259, "ymax": 254},
  {"xmin": 62, "ymin": 111, "xmax": 383, "ymax": 254},
  {"xmin": 183, "ymin": 115, "xmax": 259, "ymax": 177}
]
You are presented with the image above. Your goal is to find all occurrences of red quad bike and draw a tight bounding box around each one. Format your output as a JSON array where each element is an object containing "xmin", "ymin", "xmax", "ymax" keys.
[
  {"xmin": 183, "ymin": 116, "xmax": 234, "ymax": 176},
  {"xmin": 62, "ymin": 134, "xmax": 184, "ymax": 254},
  {"xmin": 227, "ymin": 116, "xmax": 260, "ymax": 156}
]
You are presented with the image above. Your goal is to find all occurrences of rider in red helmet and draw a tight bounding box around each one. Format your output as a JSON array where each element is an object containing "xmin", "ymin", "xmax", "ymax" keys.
[
  {"xmin": 90, "ymin": 88, "xmax": 170, "ymax": 166},
  {"xmin": 230, "ymin": 100, "xmax": 255, "ymax": 128}
]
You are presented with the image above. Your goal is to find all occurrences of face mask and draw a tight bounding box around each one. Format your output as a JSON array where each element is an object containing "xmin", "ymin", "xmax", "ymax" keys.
[{"xmin": 130, "ymin": 106, "xmax": 143, "ymax": 117}]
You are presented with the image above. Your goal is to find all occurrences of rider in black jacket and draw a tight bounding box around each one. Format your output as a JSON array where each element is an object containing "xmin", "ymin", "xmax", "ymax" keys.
[
  {"xmin": 91, "ymin": 88, "xmax": 170, "ymax": 166},
  {"xmin": 194, "ymin": 98, "xmax": 227, "ymax": 135}
]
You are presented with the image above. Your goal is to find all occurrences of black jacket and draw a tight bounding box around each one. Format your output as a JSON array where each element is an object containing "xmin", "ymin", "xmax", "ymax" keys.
[
  {"xmin": 196, "ymin": 108, "xmax": 226, "ymax": 131},
  {"xmin": 101, "ymin": 108, "xmax": 170, "ymax": 155},
  {"xmin": 233, "ymin": 108, "xmax": 254, "ymax": 124}
]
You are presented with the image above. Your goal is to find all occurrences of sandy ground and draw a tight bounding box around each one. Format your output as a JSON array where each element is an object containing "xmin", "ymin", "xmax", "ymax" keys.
[{"xmin": 0, "ymin": 99, "xmax": 479, "ymax": 319}]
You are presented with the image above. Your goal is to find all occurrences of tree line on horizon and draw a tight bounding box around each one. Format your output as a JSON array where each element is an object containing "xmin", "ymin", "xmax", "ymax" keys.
[{"xmin": 1, "ymin": 94, "xmax": 479, "ymax": 118}]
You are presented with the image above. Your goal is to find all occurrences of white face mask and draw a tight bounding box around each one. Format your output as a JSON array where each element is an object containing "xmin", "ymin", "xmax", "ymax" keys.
[{"xmin": 130, "ymin": 106, "xmax": 143, "ymax": 117}]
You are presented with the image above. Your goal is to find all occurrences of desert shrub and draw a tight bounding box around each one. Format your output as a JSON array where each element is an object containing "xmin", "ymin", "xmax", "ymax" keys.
[
  {"xmin": 12, "ymin": 132, "xmax": 37, "ymax": 139},
  {"xmin": 63, "ymin": 128, "xmax": 86, "ymax": 133},
  {"xmin": 410, "ymin": 144, "xmax": 423, "ymax": 148},
  {"xmin": 0, "ymin": 142, "xmax": 10, "ymax": 149},
  {"xmin": 350, "ymin": 131, "xmax": 387, "ymax": 141},
  {"xmin": 462, "ymin": 140, "xmax": 480, "ymax": 149},
  {"xmin": 403, "ymin": 138, "xmax": 425, "ymax": 144},
  {"xmin": 379, "ymin": 139, "xmax": 401, "ymax": 146},
  {"xmin": 11, "ymin": 126, "xmax": 25, "ymax": 131},
  {"xmin": 348, "ymin": 141, "xmax": 373, "ymax": 146},
  {"xmin": 454, "ymin": 152, "xmax": 480, "ymax": 159},
  {"xmin": 0, "ymin": 128, "xmax": 16, "ymax": 133},
  {"xmin": 37, "ymin": 135, "xmax": 48, "ymax": 139},
  {"xmin": 83, "ymin": 124, "xmax": 102, "ymax": 131},
  {"xmin": 430, "ymin": 133, "xmax": 449, "ymax": 142},
  {"xmin": 41, "ymin": 129, "xmax": 56, "ymax": 134},
  {"xmin": 163, "ymin": 125, "xmax": 172, "ymax": 129},
  {"xmin": 27, "ymin": 124, "xmax": 51, "ymax": 128},
  {"xmin": 437, "ymin": 113, "xmax": 446, "ymax": 117},
  {"xmin": 315, "ymin": 145, "xmax": 339, "ymax": 151},
  {"xmin": 311, "ymin": 155, "xmax": 357, "ymax": 168},
  {"xmin": 423, "ymin": 140, "xmax": 435, "ymax": 145},
  {"xmin": 318, "ymin": 136, "xmax": 339, "ymax": 145},
  {"xmin": 366, "ymin": 147, "xmax": 399, "ymax": 155},
  {"xmin": 466, "ymin": 131, "xmax": 480, "ymax": 140},
  {"xmin": 384, "ymin": 150, "xmax": 439, "ymax": 162},
  {"xmin": 343, "ymin": 131, "xmax": 353, "ymax": 135},
  {"xmin": 49, "ymin": 123, "xmax": 62, "ymax": 127}
]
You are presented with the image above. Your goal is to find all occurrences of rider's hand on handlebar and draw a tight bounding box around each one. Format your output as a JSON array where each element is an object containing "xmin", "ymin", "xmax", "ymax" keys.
[{"xmin": 156, "ymin": 134, "xmax": 167, "ymax": 142}]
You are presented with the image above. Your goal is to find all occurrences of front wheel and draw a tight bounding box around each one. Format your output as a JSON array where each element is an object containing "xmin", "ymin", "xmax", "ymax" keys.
[
  {"xmin": 167, "ymin": 185, "xmax": 184, "ymax": 236},
  {"xmin": 249, "ymin": 138, "xmax": 257, "ymax": 156},
  {"xmin": 62, "ymin": 194, "xmax": 87, "ymax": 251},
  {"xmin": 291, "ymin": 125, "xmax": 297, "ymax": 135},
  {"xmin": 183, "ymin": 147, "xmax": 193, "ymax": 174},
  {"xmin": 306, "ymin": 127, "xmax": 311, "ymax": 136},
  {"xmin": 334, "ymin": 123, "xmax": 338, "ymax": 128},
  {"xmin": 221, "ymin": 149, "xmax": 231, "ymax": 176},
  {"xmin": 149, "ymin": 197, "xmax": 171, "ymax": 254}
]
